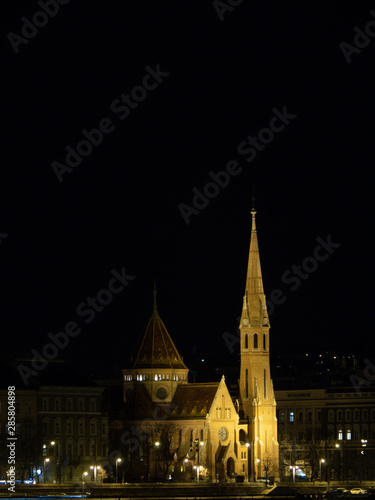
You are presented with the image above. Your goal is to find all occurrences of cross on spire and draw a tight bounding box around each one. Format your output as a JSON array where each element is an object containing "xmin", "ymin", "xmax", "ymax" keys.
[{"xmin": 153, "ymin": 280, "xmax": 158, "ymax": 316}]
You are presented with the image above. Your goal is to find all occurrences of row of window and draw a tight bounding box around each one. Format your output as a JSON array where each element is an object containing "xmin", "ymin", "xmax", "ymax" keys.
[
  {"xmin": 328, "ymin": 408, "xmax": 375, "ymax": 422},
  {"xmin": 44, "ymin": 441, "xmax": 106, "ymax": 458},
  {"xmin": 42, "ymin": 418, "xmax": 107, "ymax": 436},
  {"xmin": 124, "ymin": 373, "xmax": 186, "ymax": 381},
  {"xmin": 280, "ymin": 408, "xmax": 375, "ymax": 424},
  {"xmin": 280, "ymin": 425, "xmax": 375, "ymax": 442},
  {"xmin": 280, "ymin": 410, "xmax": 319, "ymax": 423},
  {"xmin": 41, "ymin": 397, "xmax": 98, "ymax": 412},
  {"xmin": 332, "ymin": 424, "xmax": 375, "ymax": 442},
  {"xmin": 244, "ymin": 333, "xmax": 267, "ymax": 350}
]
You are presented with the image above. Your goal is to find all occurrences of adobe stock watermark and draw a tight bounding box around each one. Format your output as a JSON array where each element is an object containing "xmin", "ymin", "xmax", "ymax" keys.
[
  {"xmin": 17, "ymin": 266, "xmax": 135, "ymax": 385},
  {"xmin": 350, "ymin": 358, "xmax": 375, "ymax": 393},
  {"xmin": 7, "ymin": 0, "xmax": 71, "ymax": 55},
  {"xmin": 178, "ymin": 106, "xmax": 297, "ymax": 225},
  {"xmin": 223, "ymin": 235, "xmax": 341, "ymax": 353},
  {"xmin": 51, "ymin": 64, "xmax": 170, "ymax": 183},
  {"xmin": 212, "ymin": 0, "xmax": 244, "ymax": 22},
  {"xmin": 339, "ymin": 10, "xmax": 375, "ymax": 63}
]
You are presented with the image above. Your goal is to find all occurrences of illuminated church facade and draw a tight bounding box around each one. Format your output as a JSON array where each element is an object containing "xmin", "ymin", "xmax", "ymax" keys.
[{"xmin": 117, "ymin": 208, "xmax": 279, "ymax": 482}]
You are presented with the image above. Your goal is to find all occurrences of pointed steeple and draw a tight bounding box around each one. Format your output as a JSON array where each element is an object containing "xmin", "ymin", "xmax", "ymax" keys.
[
  {"xmin": 242, "ymin": 200, "xmax": 269, "ymax": 327},
  {"xmin": 132, "ymin": 286, "xmax": 188, "ymax": 370},
  {"xmin": 152, "ymin": 280, "xmax": 159, "ymax": 319}
]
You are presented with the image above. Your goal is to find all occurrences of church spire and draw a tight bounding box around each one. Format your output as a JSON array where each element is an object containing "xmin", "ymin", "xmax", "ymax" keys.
[
  {"xmin": 152, "ymin": 280, "xmax": 159, "ymax": 318},
  {"xmin": 242, "ymin": 201, "xmax": 269, "ymax": 327}
]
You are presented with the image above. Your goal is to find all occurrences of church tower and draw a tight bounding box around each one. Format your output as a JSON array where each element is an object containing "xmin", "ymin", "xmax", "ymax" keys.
[
  {"xmin": 122, "ymin": 285, "xmax": 189, "ymax": 405},
  {"xmin": 239, "ymin": 204, "xmax": 279, "ymax": 479}
]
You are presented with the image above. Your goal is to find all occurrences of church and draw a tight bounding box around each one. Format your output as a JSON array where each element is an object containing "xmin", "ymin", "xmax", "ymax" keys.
[{"xmin": 115, "ymin": 207, "xmax": 279, "ymax": 482}]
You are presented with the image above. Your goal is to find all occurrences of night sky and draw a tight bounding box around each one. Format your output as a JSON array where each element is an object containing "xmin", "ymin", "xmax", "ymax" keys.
[{"xmin": 2, "ymin": 2, "xmax": 374, "ymax": 383}]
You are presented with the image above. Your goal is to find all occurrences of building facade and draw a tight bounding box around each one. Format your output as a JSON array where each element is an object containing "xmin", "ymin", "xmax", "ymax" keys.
[
  {"xmin": 276, "ymin": 386, "xmax": 375, "ymax": 481},
  {"xmin": 115, "ymin": 209, "xmax": 278, "ymax": 482},
  {"xmin": 0, "ymin": 361, "xmax": 109, "ymax": 484}
]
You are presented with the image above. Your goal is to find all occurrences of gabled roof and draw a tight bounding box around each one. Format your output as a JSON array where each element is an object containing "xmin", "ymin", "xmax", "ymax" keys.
[
  {"xmin": 131, "ymin": 287, "xmax": 188, "ymax": 370},
  {"xmin": 171, "ymin": 382, "xmax": 219, "ymax": 417}
]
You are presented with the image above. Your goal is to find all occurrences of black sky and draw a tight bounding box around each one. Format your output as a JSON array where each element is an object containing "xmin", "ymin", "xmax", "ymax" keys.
[{"xmin": 1, "ymin": 1, "xmax": 374, "ymax": 382}]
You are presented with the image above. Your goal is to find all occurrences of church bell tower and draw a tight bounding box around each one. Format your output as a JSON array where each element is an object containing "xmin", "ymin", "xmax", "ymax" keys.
[{"xmin": 239, "ymin": 202, "xmax": 279, "ymax": 479}]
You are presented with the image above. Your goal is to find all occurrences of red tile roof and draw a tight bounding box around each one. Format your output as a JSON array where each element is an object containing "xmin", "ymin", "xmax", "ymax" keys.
[
  {"xmin": 132, "ymin": 309, "xmax": 188, "ymax": 370},
  {"xmin": 171, "ymin": 382, "xmax": 219, "ymax": 417}
]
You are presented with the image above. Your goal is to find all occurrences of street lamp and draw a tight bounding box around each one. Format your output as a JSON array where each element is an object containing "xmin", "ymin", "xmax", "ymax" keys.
[
  {"xmin": 335, "ymin": 444, "xmax": 342, "ymax": 481},
  {"xmin": 49, "ymin": 442, "xmax": 55, "ymax": 482},
  {"xmin": 116, "ymin": 458, "xmax": 121, "ymax": 483},
  {"xmin": 193, "ymin": 465, "xmax": 199, "ymax": 482},
  {"xmin": 319, "ymin": 459, "xmax": 325, "ymax": 481},
  {"xmin": 44, "ymin": 458, "xmax": 49, "ymax": 484},
  {"xmin": 154, "ymin": 442, "xmax": 160, "ymax": 479},
  {"xmin": 82, "ymin": 471, "xmax": 88, "ymax": 491},
  {"xmin": 361, "ymin": 439, "xmax": 367, "ymax": 479}
]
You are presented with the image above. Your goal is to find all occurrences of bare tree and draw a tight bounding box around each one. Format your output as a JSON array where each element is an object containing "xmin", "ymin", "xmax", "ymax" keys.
[{"xmin": 153, "ymin": 423, "xmax": 180, "ymax": 480}]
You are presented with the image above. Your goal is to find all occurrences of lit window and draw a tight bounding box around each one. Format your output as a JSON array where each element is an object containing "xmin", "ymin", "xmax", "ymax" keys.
[
  {"xmin": 338, "ymin": 429, "xmax": 343, "ymax": 440},
  {"xmin": 346, "ymin": 429, "xmax": 351, "ymax": 440},
  {"xmin": 289, "ymin": 412, "xmax": 294, "ymax": 423}
]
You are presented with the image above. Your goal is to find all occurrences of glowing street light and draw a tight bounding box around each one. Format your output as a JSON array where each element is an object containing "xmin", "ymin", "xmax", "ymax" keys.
[
  {"xmin": 116, "ymin": 458, "xmax": 121, "ymax": 483},
  {"xmin": 44, "ymin": 458, "xmax": 49, "ymax": 484},
  {"xmin": 245, "ymin": 443, "xmax": 250, "ymax": 482},
  {"xmin": 320, "ymin": 459, "xmax": 325, "ymax": 480}
]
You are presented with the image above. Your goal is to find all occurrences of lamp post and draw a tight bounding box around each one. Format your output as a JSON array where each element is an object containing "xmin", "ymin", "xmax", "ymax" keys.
[
  {"xmin": 82, "ymin": 471, "xmax": 88, "ymax": 492},
  {"xmin": 44, "ymin": 458, "xmax": 49, "ymax": 484},
  {"xmin": 49, "ymin": 442, "xmax": 56, "ymax": 483},
  {"xmin": 116, "ymin": 458, "xmax": 121, "ymax": 483},
  {"xmin": 193, "ymin": 465, "xmax": 199, "ymax": 482},
  {"xmin": 246, "ymin": 443, "xmax": 250, "ymax": 482},
  {"xmin": 319, "ymin": 459, "xmax": 325, "ymax": 481},
  {"xmin": 154, "ymin": 441, "xmax": 160, "ymax": 479},
  {"xmin": 361, "ymin": 439, "xmax": 367, "ymax": 480},
  {"xmin": 335, "ymin": 444, "xmax": 341, "ymax": 482}
]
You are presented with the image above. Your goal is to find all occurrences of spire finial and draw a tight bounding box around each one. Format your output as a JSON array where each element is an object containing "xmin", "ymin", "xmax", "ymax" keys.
[
  {"xmin": 153, "ymin": 280, "xmax": 158, "ymax": 315},
  {"xmin": 251, "ymin": 189, "xmax": 256, "ymax": 229},
  {"xmin": 251, "ymin": 189, "xmax": 256, "ymax": 212}
]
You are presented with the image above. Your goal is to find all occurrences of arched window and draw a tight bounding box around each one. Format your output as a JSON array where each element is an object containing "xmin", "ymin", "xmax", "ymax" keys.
[
  {"xmin": 239, "ymin": 429, "xmax": 246, "ymax": 442},
  {"xmin": 254, "ymin": 333, "xmax": 258, "ymax": 349},
  {"xmin": 245, "ymin": 369, "xmax": 248, "ymax": 398},
  {"xmin": 245, "ymin": 334, "xmax": 248, "ymax": 349},
  {"xmin": 346, "ymin": 429, "xmax": 351, "ymax": 440},
  {"xmin": 263, "ymin": 334, "xmax": 266, "ymax": 350},
  {"xmin": 338, "ymin": 429, "xmax": 343, "ymax": 440}
]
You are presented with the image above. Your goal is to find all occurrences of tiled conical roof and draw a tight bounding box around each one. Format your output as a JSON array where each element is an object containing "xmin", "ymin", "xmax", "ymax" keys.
[{"xmin": 131, "ymin": 286, "xmax": 188, "ymax": 370}]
